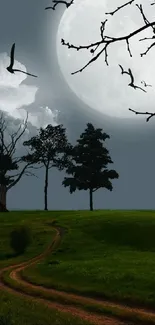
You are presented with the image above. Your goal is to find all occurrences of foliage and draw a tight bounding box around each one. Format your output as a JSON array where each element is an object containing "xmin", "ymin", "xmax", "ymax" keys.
[
  {"xmin": 23, "ymin": 124, "xmax": 71, "ymax": 210},
  {"xmin": 0, "ymin": 112, "xmax": 36, "ymax": 212},
  {"xmin": 62, "ymin": 123, "xmax": 119, "ymax": 209},
  {"xmin": 10, "ymin": 225, "xmax": 31, "ymax": 255},
  {"xmin": 0, "ymin": 151, "xmax": 18, "ymax": 186},
  {"xmin": 23, "ymin": 124, "xmax": 70, "ymax": 169},
  {"xmin": 0, "ymin": 314, "xmax": 12, "ymax": 325}
]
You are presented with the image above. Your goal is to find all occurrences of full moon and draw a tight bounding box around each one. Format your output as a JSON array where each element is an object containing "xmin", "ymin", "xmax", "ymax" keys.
[{"xmin": 57, "ymin": 0, "xmax": 155, "ymax": 119}]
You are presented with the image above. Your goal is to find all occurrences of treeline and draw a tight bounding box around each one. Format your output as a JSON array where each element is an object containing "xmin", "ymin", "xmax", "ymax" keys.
[{"xmin": 0, "ymin": 113, "xmax": 119, "ymax": 211}]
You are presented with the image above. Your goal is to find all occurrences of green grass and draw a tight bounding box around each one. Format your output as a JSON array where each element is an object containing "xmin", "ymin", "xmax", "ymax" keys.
[
  {"xmin": 0, "ymin": 211, "xmax": 92, "ymax": 325},
  {"xmin": 20, "ymin": 210, "xmax": 155, "ymax": 309},
  {"xmin": 2, "ymin": 210, "xmax": 155, "ymax": 324},
  {"xmin": 3, "ymin": 266, "xmax": 155, "ymax": 325},
  {"xmin": 0, "ymin": 210, "xmax": 59, "ymax": 268},
  {"xmin": 0, "ymin": 290, "xmax": 90, "ymax": 325}
]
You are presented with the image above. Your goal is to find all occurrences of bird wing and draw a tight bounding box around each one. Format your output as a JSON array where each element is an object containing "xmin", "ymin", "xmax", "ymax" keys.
[
  {"xmin": 13, "ymin": 69, "xmax": 38, "ymax": 77},
  {"xmin": 10, "ymin": 43, "xmax": 15, "ymax": 68},
  {"xmin": 45, "ymin": 7, "xmax": 53, "ymax": 9}
]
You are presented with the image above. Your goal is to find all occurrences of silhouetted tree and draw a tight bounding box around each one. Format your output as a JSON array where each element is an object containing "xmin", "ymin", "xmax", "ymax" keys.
[
  {"xmin": 62, "ymin": 123, "xmax": 119, "ymax": 211},
  {"xmin": 50, "ymin": 0, "xmax": 155, "ymax": 121},
  {"xmin": 23, "ymin": 124, "xmax": 71, "ymax": 211},
  {"xmin": 0, "ymin": 112, "xmax": 35, "ymax": 212}
]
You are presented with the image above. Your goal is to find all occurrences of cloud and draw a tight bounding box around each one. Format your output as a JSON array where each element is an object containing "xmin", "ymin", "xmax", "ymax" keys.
[
  {"xmin": 28, "ymin": 106, "xmax": 59, "ymax": 128},
  {"xmin": 0, "ymin": 52, "xmax": 59, "ymax": 128},
  {"xmin": 0, "ymin": 52, "xmax": 38, "ymax": 115}
]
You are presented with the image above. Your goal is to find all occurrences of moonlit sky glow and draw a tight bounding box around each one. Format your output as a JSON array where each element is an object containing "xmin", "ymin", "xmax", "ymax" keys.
[
  {"xmin": 1, "ymin": 0, "xmax": 155, "ymax": 210},
  {"xmin": 57, "ymin": 0, "xmax": 155, "ymax": 119}
]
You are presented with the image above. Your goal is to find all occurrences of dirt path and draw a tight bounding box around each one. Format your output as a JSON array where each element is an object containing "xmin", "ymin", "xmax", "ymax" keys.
[{"xmin": 0, "ymin": 225, "xmax": 154, "ymax": 325}]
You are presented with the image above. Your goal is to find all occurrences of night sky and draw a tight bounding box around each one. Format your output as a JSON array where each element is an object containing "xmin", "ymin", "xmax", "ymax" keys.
[{"xmin": 1, "ymin": 0, "xmax": 155, "ymax": 210}]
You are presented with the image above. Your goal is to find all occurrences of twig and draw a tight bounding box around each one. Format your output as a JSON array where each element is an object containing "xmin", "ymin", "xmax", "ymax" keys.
[
  {"xmin": 129, "ymin": 108, "xmax": 155, "ymax": 121},
  {"xmin": 141, "ymin": 80, "xmax": 152, "ymax": 87},
  {"xmin": 105, "ymin": 0, "xmax": 135, "ymax": 16},
  {"xmin": 119, "ymin": 65, "xmax": 146, "ymax": 92},
  {"xmin": 45, "ymin": 0, "xmax": 74, "ymax": 10},
  {"xmin": 62, "ymin": 20, "xmax": 155, "ymax": 75}
]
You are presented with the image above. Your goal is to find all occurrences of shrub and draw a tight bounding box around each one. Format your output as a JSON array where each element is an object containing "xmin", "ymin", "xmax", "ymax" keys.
[
  {"xmin": 48, "ymin": 260, "xmax": 60, "ymax": 265},
  {"xmin": 10, "ymin": 225, "xmax": 31, "ymax": 255},
  {"xmin": 0, "ymin": 314, "xmax": 12, "ymax": 325}
]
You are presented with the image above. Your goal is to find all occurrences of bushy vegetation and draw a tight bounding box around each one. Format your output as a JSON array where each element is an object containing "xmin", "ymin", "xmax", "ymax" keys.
[
  {"xmin": 0, "ymin": 314, "xmax": 12, "ymax": 325},
  {"xmin": 10, "ymin": 225, "xmax": 31, "ymax": 255}
]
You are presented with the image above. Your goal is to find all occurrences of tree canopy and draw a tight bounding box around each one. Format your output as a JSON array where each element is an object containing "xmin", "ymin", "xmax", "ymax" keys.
[
  {"xmin": 0, "ymin": 112, "xmax": 35, "ymax": 211},
  {"xmin": 62, "ymin": 123, "xmax": 119, "ymax": 210},
  {"xmin": 23, "ymin": 124, "xmax": 71, "ymax": 210}
]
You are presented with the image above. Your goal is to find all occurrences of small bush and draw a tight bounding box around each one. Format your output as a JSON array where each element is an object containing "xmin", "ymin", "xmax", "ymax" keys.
[
  {"xmin": 10, "ymin": 225, "xmax": 31, "ymax": 255},
  {"xmin": 0, "ymin": 314, "xmax": 12, "ymax": 325},
  {"xmin": 48, "ymin": 260, "xmax": 60, "ymax": 265}
]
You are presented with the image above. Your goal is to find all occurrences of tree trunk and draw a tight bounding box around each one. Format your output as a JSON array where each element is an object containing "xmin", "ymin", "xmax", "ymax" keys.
[
  {"xmin": 89, "ymin": 188, "xmax": 93, "ymax": 211},
  {"xmin": 0, "ymin": 184, "xmax": 8, "ymax": 212},
  {"xmin": 44, "ymin": 167, "xmax": 49, "ymax": 211}
]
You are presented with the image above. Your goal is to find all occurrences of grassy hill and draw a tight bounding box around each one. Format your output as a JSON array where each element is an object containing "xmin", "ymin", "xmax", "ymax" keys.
[
  {"xmin": 1, "ymin": 210, "xmax": 155, "ymax": 324},
  {"xmin": 23, "ymin": 210, "xmax": 155, "ymax": 307}
]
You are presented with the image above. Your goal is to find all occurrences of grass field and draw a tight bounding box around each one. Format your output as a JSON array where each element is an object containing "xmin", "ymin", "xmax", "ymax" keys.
[
  {"xmin": 0, "ymin": 290, "xmax": 90, "ymax": 325},
  {"xmin": 0, "ymin": 211, "xmax": 56, "ymax": 268},
  {"xmin": 0, "ymin": 211, "xmax": 91, "ymax": 325},
  {"xmin": 21, "ymin": 210, "xmax": 155, "ymax": 308},
  {"xmin": 1, "ymin": 210, "xmax": 155, "ymax": 324}
]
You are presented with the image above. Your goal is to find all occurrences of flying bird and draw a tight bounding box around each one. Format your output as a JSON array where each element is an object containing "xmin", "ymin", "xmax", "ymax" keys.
[
  {"xmin": 119, "ymin": 64, "xmax": 146, "ymax": 92},
  {"xmin": 6, "ymin": 43, "xmax": 38, "ymax": 78},
  {"xmin": 45, "ymin": 0, "xmax": 74, "ymax": 10},
  {"xmin": 141, "ymin": 80, "xmax": 152, "ymax": 87}
]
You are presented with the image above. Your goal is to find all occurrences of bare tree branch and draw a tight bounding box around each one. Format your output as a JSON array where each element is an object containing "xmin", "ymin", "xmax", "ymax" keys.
[
  {"xmin": 0, "ymin": 113, "xmax": 10, "ymax": 155},
  {"xmin": 119, "ymin": 65, "xmax": 146, "ymax": 92},
  {"xmin": 0, "ymin": 112, "xmax": 37, "ymax": 193},
  {"xmin": 7, "ymin": 163, "xmax": 30, "ymax": 190},
  {"xmin": 140, "ymin": 41, "xmax": 155, "ymax": 57},
  {"xmin": 53, "ymin": 0, "xmax": 155, "ymax": 122},
  {"xmin": 129, "ymin": 108, "xmax": 155, "ymax": 122},
  {"xmin": 24, "ymin": 170, "xmax": 38, "ymax": 178},
  {"xmin": 45, "ymin": 0, "xmax": 74, "ymax": 10},
  {"xmin": 8, "ymin": 112, "xmax": 28, "ymax": 156},
  {"xmin": 58, "ymin": 0, "xmax": 155, "ymax": 75},
  {"xmin": 141, "ymin": 80, "xmax": 152, "ymax": 87},
  {"xmin": 136, "ymin": 3, "xmax": 155, "ymax": 33},
  {"xmin": 105, "ymin": 0, "xmax": 135, "ymax": 16},
  {"xmin": 62, "ymin": 20, "xmax": 155, "ymax": 74},
  {"xmin": 0, "ymin": 111, "xmax": 28, "ymax": 157}
]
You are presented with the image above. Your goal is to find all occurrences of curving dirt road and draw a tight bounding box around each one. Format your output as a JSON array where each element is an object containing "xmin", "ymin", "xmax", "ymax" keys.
[{"xmin": 0, "ymin": 225, "xmax": 155, "ymax": 325}]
